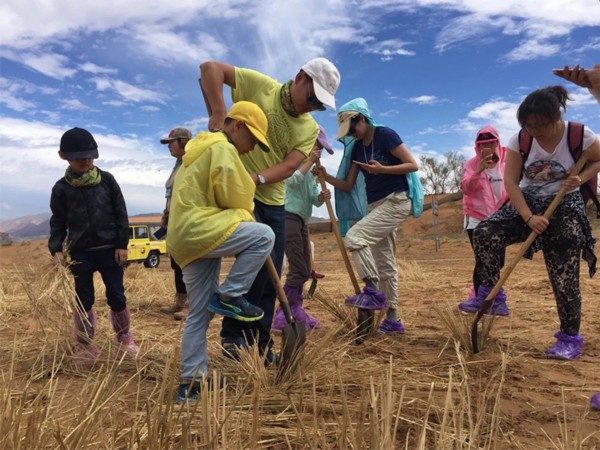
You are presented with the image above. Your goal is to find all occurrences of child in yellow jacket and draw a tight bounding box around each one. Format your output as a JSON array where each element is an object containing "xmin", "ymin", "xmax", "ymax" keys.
[{"xmin": 167, "ymin": 101, "xmax": 275, "ymax": 404}]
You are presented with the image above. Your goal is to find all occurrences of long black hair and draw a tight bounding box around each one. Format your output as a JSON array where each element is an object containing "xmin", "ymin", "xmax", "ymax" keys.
[{"xmin": 517, "ymin": 85, "xmax": 571, "ymax": 128}]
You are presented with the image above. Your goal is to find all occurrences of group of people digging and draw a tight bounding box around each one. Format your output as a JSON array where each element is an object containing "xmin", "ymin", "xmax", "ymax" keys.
[{"xmin": 49, "ymin": 59, "xmax": 600, "ymax": 409}]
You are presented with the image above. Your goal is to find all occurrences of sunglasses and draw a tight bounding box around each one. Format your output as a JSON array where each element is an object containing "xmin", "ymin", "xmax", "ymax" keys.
[
  {"xmin": 307, "ymin": 94, "xmax": 325, "ymax": 111},
  {"xmin": 348, "ymin": 115, "xmax": 361, "ymax": 135},
  {"xmin": 306, "ymin": 77, "xmax": 326, "ymax": 111},
  {"xmin": 477, "ymin": 133, "xmax": 495, "ymax": 141}
]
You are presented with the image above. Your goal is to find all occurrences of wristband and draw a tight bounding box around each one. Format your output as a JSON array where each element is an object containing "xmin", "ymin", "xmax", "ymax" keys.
[{"xmin": 525, "ymin": 214, "xmax": 533, "ymax": 225}]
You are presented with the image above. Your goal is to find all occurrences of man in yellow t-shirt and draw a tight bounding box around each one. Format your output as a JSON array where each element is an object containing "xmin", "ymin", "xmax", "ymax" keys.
[{"xmin": 200, "ymin": 58, "xmax": 340, "ymax": 363}]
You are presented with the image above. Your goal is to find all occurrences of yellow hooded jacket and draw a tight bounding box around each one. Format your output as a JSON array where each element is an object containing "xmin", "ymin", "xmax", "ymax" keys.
[{"xmin": 166, "ymin": 132, "xmax": 256, "ymax": 269}]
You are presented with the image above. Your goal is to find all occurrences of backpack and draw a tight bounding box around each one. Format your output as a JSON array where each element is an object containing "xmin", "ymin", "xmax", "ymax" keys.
[{"xmin": 518, "ymin": 122, "xmax": 600, "ymax": 218}]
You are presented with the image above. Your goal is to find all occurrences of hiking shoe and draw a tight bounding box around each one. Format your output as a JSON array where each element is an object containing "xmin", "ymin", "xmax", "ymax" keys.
[
  {"xmin": 546, "ymin": 332, "xmax": 583, "ymax": 360},
  {"xmin": 591, "ymin": 393, "xmax": 600, "ymax": 411},
  {"xmin": 208, "ymin": 293, "xmax": 264, "ymax": 322},
  {"xmin": 263, "ymin": 349, "xmax": 281, "ymax": 368},
  {"xmin": 176, "ymin": 383, "xmax": 200, "ymax": 404},
  {"xmin": 345, "ymin": 286, "xmax": 387, "ymax": 310},
  {"xmin": 221, "ymin": 338, "xmax": 248, "ymax": 361},
  {"xmin": 176, "ymin": 377, "xmax": 226, "ymax": 404},
  {"xmin": 378, "ymin": 319, "xmax": 405, "ymax": 334}
]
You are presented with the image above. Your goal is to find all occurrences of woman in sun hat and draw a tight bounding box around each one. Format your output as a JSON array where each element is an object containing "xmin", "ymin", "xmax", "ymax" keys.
[{"xmin": 317, "ymin": 97, "xmax": 419, "ymax": 334}]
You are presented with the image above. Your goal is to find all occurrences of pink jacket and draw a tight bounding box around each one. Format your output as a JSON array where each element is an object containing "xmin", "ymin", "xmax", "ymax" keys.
[{"xmin": 461, "ymin": 125, "xmax": 509, "ymax": 221}]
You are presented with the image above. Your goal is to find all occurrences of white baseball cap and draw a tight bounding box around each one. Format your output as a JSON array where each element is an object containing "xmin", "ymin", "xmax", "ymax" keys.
[{"xmin": 301, "ymin": 57, "xmax": 340, "ymax": 111}]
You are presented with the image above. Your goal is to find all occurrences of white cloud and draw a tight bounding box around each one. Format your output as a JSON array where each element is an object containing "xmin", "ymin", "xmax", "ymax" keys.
[
  {"xmin": 505, "ymin": 40, "xmax": 561, "ymax": 62},
  {"xmin": 79, "ymin": 62, "xmax": 118, "ymax": 75},
  {"xmin": 408, "ymin": 95, "xmax": 441, "ymax": 105},
  {"xmin": 132, "ymin": 27, "xmax": 229, "ymax": 65},
  {"xmin": 20, "ymin": 52, "xmax": 77, "ymax": 80},
  {"xmin": 91, "ymin": 77, "xmax": 168, "ymax": 104},
  {"xmin": 60, "ymin": 99, "xmax": 92, "ymax": 111},
  {"xmin": 366, "ymin": 38, "xmax": 416, "ymax": 61},
  {"xmin": 0, "ymin": 86, "xmax": 36, "ymax": 112}
]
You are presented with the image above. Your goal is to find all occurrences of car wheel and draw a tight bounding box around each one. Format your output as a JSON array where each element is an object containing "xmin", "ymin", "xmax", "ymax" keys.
[{"xmin": 144, "ymin": 251, "xmax": 160, "ymax": 268}]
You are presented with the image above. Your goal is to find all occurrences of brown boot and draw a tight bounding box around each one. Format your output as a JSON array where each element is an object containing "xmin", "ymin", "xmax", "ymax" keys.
[
  {"xmin": 160, "ymin": 293, "xmax": 187, "ymax": 315},
  {"xmin": 173, "ymin": 309, "xmax": 188, "ymax": 321}
]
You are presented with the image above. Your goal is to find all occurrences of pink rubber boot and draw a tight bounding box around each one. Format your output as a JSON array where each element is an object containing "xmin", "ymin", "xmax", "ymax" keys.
[
  {"xmin": 72, "ymin": 308, "xmax": 101, "ymax": 369},
  {"xmin": 109, "ymin": 306, "xmax": 140, "ymax": 358}
]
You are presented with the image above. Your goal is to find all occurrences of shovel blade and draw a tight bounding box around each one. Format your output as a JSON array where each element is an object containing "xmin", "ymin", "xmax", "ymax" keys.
[
  {"xmin": 307, "ymin": 276, "xmax": 317, "ymax": 298},
  {"xmin": 277, "ymin": 321, "xmax": 306, "ymax": 381},
  {"xmin": 355, "ymin": 308, "xmax": 374, "ymax": 344}
]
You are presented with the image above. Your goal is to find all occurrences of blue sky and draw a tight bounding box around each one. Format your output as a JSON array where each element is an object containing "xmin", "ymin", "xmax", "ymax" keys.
[{"xmin": 1, "ymin": 0, "xmax": 599, "ymax": 220}]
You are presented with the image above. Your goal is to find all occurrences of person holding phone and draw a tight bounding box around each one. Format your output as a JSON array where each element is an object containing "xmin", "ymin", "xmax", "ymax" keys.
[
  {"xmin": 553, "ymin": 64, "xmax": 600, "ymax": 103},
  {"xmin": 318, "ymin": 97, "xmax": 418, "ymax": 334},
  {"xmin": 458, "ymin": 126, "xmax": 509, "ymax": 315}
]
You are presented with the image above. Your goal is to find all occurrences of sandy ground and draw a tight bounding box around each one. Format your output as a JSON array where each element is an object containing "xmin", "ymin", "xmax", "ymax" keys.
[{"xmin": 1, "ymin": 198, "xmax": 599, "ymax": 448}]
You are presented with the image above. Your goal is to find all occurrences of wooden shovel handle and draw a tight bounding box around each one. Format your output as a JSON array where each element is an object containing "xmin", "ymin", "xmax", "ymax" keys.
[
  {"xmin": 265, "ymin": 256, "xmax": 296, "ymax": 325},
  {"xmin": 316, "ymin": 160, "xmax": 362, "ymax": 294}
]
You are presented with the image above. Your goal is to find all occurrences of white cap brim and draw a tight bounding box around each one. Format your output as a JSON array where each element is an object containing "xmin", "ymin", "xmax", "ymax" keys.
[{"xmin": 312, "ymin": 81, "xmax": 336, "ymax": 111}]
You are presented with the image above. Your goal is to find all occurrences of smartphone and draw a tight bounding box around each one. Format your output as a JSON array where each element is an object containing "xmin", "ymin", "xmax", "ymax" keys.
[{"xmin": 352, "ymin": 160, "xmax": 367, "ymax": 165}]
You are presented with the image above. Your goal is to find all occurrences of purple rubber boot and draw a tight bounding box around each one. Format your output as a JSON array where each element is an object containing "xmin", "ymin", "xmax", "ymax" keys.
[
  {"xmin": 458, "ymin": 286, "xmax": 509, "ymax": 316},
  {"xmin": 458, "ymin": 285, "xmax": 490, "ymax": 314},
  {"xmin": 487, "ymin": 288, "xmax": 509, "ymax": 316},
  {"xmin": 590, "ymin": 392, "xmax": 600, "ymax": 410},
  {"xmin": 272, "ymin": 284, "xmax": 299, "ymax": 332},
  {"xmin": 546, "ymin": 332, "xmax": 583, "ymax": 360},
  {"xmin": 72, "ymin": 308, "xmax": 100, "ymax": 369},
  {"xmin": 378, "ymin": 319, "xmax": 405, "ymax": 334},
  {"xmin": 345, "ymin": 286, "xmax": 387, "ymax": 310},
  {"xmin": 291, "ymin": 296, "xmax": 320, "ymax": 331},
  {"xmin": 109, "ymin": 306, "xmax": 140, "ymax": 358},
  {"xmin": 271, "ymin": 307, "xmax": 288, "ymax": 332},
  {"xmin": 273, "ymin": 284, "xmax": 320, "ymax": 331}
]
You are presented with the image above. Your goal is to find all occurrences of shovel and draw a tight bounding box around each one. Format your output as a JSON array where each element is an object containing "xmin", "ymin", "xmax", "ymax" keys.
[
  {"xmin": 471, "ymin": 152, "xmax": 590, "ymax": 353},
  {"xmin": 315, "ymin": 161, "xmax": 374, "ymax": 343},
  {"xmin": 264, "ymin": 256, "xmax": 306, "ymax": 379}
]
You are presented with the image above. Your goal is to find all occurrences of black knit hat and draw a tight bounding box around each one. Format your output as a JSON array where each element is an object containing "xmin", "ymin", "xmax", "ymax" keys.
[{"xmin": 60, "ymin": 127, "xmax": 99, "ymax": 160}]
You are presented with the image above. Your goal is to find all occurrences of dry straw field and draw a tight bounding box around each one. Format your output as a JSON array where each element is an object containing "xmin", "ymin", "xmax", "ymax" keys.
[{"xmin": 1, "ymin": 199, "xmax": 599, "ymax": 449}]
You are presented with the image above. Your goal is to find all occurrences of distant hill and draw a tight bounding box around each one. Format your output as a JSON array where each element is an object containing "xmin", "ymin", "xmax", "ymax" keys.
[
  {"xmin": 0, "ymin": 213, "xmax": 51, "ymax": 241},
  {"xmin": 0, "ymin": 212, "xmax": 163, "ymax": 242}
]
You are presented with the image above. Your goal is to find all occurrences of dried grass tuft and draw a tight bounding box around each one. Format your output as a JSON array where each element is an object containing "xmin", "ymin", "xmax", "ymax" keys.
[{"xmin": 433, "ymin": 299, "xmax": 496, "ymax": 354}]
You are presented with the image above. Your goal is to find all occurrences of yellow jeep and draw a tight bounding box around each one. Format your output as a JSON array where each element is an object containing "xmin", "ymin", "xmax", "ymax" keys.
[{"xmin": 128, "ymin": 224, "xmax": 167, "ymax": 268}]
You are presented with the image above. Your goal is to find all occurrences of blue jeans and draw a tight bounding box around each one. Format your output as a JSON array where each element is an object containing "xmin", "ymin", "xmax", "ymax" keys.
[
  {"xmin": 181, "ymin": 222, "xmax": 274, "ymax": 380},
  {"xmin": 69, "ymin": 248, "xmax": 127, "ymax": 312},
  {"xmin": 220, "ymin": 200, "xmax": 285, "ymax": 352}
]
